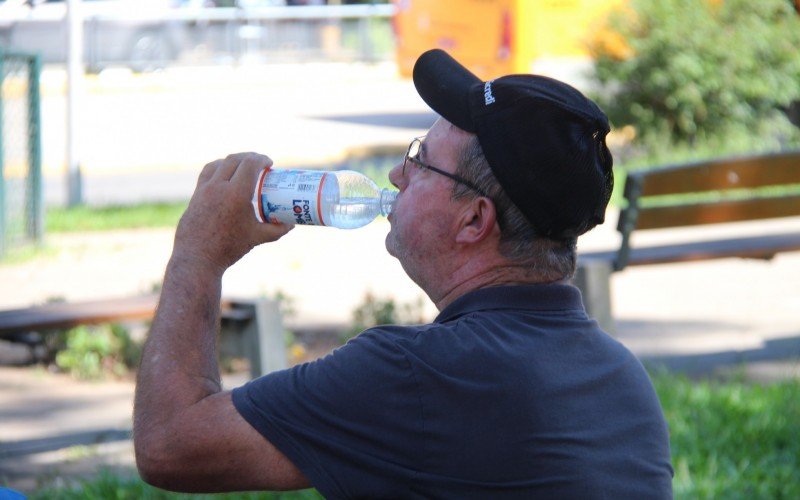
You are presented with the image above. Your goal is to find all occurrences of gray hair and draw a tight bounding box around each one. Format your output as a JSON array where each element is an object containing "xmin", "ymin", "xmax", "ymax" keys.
[{"xmin": 452, "ymin": 136, "xmax": 577, "ymax": 280}]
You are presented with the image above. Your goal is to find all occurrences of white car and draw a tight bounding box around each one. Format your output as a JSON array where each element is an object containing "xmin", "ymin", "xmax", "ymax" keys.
[{"xmin": 0, "ymin": 0, "xmax": 187, "ymax": 71}]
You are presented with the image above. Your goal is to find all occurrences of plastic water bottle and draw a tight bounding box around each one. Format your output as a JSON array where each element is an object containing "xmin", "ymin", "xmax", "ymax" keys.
[{"xmin": 252, "ymin": 169, "xmax": 398, "ymax": 229}]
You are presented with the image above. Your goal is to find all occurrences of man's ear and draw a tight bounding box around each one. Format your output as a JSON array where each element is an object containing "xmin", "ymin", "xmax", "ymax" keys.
[{"xmin": 455, "ymin": 197, "xmax": 499, "ymax": 244}]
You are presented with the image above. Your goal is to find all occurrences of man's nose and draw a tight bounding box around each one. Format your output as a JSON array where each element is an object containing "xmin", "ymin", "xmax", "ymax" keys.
[{"xmin": 388, "ymin": 161, "xmax": 404, "ymax": 189}]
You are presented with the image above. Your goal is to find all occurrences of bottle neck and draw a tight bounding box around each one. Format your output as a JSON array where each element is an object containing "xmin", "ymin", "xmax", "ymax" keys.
[{"xmin": 380, "ymin": 189, "xmax": 398, "ymax": 217}]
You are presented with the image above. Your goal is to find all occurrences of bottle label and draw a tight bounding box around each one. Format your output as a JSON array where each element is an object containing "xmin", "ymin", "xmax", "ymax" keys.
[{"xmin": 253, "ymin": 169, "xmax": 329, "ymax": 226}]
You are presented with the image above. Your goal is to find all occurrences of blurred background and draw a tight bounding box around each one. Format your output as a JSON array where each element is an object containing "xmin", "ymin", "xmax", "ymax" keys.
[{"xmin": 1, "ymin": 0, "xmax": 799, "ymax": 497}]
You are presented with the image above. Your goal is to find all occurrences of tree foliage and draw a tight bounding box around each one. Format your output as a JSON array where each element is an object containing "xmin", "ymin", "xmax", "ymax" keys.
[{"xmin": 591, "ymin": 0, "xmax": 800, "ymax": 154}]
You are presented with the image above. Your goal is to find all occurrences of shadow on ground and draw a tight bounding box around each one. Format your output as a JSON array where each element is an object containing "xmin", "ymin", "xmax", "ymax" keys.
[
  {"xmin": 641, "ymin": 334, "xmax": 800, "ymax": 375},
  {"xmin": 614, "ymin": 317, "xmax": 800, "ymax": 376},
  {"xmin": 0, "ymin": 431, "xmax": 136, "ymax": 494},
  {"xmin": 310, "ymin": 111, "xmax": 437, "ymax": 129},
  {"xmin": 0, "ymin": 428, "xmax": 131, "ymax": 460}
]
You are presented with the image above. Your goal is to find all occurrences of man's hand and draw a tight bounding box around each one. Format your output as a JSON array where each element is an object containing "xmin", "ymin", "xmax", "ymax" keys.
[{"xmin": 174, "ymin": 152, "xmax": 293, "ymax": 276}]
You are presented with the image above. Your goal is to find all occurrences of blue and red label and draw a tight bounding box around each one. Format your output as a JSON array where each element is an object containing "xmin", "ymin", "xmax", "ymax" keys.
[{"xmin": 252, "ymin": 169, "xmax": 329, "ymax": 226}]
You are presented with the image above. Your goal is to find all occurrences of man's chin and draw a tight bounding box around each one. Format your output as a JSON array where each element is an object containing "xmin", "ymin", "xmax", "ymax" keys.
[{"xmin": 384, "ymin": 231, "xmax": 396, "ymax": 258}]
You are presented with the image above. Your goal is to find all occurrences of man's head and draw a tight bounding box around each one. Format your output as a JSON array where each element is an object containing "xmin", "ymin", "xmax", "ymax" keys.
[
  {"xmin": 386, "ymin": 50, "xmax": 614, "ymax": 304},
  {"xmin": 412, "ymin": 49, "xmax": 614, "ymax": 240}
]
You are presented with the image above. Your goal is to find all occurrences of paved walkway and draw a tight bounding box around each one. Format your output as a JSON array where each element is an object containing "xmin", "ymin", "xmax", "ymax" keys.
[{"xmin": 38, "ymin": 62, "xmax": 430, "ymax": 206}]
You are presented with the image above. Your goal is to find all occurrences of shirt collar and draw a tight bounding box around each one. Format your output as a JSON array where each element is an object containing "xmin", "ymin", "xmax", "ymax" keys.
[{"xmin": 434, "ymin": 283, "xmax": 586, "ymax": 324}]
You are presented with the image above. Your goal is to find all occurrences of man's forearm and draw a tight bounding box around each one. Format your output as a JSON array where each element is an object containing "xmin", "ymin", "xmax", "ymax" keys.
[
  {"xmin": 131, "ymin": 155, "xmax": 302, "ymax": 490},
  {"xmin": 134, "ymin": 253, "xmax": 225, "ymax": 442}
]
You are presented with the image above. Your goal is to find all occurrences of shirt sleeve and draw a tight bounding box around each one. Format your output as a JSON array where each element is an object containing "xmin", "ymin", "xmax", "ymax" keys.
[{"xmin": 231, "ymin": 327, "xmax": 424, "ymax": 499}]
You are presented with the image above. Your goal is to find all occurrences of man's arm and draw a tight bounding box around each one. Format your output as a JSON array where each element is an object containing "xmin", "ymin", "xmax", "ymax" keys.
[{"xmin": 133, "ymin": 153, "xmax": 308, "ymax": 492}]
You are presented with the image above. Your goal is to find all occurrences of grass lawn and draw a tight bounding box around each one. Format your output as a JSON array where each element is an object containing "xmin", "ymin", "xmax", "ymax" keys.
[
  {"xmin": 0, "ymin": 203, "xmax": 188, "ymax": 264},
  {"xmin": 655, "ymin": 370, "xmax": 800, "ymax": 499},
  {"xmin": 45, "ymin": 202, "xmax": 188, "ymax": 233}
]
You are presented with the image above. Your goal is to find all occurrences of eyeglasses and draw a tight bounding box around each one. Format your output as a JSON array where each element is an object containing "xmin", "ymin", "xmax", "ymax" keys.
[{"xmin": 403, "ymin": 136, "xmax": 488, "ymax": 197}]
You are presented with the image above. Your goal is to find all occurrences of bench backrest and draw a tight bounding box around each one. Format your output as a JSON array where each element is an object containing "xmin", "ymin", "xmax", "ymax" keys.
[{"xmin": 615, "ymin": 150, "xmax": 800, "ymax": 270}]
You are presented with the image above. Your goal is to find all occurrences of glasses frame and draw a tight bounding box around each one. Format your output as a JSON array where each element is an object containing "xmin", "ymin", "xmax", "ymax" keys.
[{"xmin": 403, "ymin": 136, "xmax": 488, "ymax": 198}]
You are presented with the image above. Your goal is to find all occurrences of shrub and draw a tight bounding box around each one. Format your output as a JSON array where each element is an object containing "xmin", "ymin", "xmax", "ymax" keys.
[
  {"xmin": 55, "ymin": 324, "xmax": 141, "ymax": 380},
  {"xmin": 343, "ymin": 292, "xmax": 428, "ymax": 341},
  {"xmin": 592, "ymin": 0, "xmax": 800, "ymax": 157}
]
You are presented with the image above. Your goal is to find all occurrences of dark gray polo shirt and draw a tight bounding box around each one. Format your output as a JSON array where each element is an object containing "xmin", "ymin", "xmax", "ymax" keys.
[{"xmin": 232, "ymin": 284, "xmax": 674, "ymax": 499}]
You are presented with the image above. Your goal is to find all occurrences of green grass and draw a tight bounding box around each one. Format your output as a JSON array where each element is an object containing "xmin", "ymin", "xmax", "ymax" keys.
[
  {"xmin": 25, "ymin": 370, "xmax": 800, "ymax": 499},
  {"xmin": 29, "ymin": 469, "xmax": 323, "ymax": 500},
  {"xmin": 0, "ymin": 202, "xmax": 187, "ymax": 264},
  {"xmin": 652, "ymin": 370, "xmax": 800, "ymax": 499},
  {"xmin": 0, "ymin": 241, "xmax": 58, "ymax": 265},
  {"xmin": 45, "ymin": 202, "xmax": 188, "ymax": 233}
]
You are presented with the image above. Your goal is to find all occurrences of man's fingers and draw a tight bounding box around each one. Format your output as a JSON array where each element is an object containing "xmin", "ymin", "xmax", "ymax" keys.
[
  {"xmin": 212, "ymin": 152, "xmax": 272, "ymax": 183},
  {"xmin": 268, "ymin": 220, "xmax": 296, "ymax": 236},
  {"xmin": 199, "ymin": 153, "xmax": 272, "ymax": 195},
  {"xmin": 255, "ymin": 219, "xmax": 295, "ymax": 244},
  {"xmin": 212, "ymin": 153, "xmax": 248, "ymax": 181},
  {"xmin": 198, "ymin": 159, "xmax": 222, "ymax": 185},
  {"xmin": 230, "ymin": 153, "xmax": 272, "ymax": 189}
]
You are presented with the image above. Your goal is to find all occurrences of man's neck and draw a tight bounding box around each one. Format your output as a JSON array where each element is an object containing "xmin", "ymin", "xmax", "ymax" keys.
[{"xmin": 430, "ymin": 258, "xmax": 562, "ymax": 311}]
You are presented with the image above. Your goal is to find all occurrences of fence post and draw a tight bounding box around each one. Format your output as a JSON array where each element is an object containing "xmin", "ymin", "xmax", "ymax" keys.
[
  {"xmin": 0, "ymin": 53, "xmax": 6, "ymax": 259},
  {"xmin": 0, "ymin": 51, "xmax": 44, "ymax": 259},
  {"xmin": 66, "ymin": 0, "xmax": 84, "ymax": 207},
  {"xmin": 28, "ymin": 54, "xmax": 43, "ymax": 242}
]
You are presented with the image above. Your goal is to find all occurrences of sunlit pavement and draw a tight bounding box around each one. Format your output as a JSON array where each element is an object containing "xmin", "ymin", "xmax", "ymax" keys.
[{"xmin": 38, "ymin": 61, "xmax": 432, "ymax": 205}]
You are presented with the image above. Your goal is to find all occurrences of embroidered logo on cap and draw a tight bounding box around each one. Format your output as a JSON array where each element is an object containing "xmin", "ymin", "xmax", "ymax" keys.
[{"xmin": 484, "ymin": 81, "xmax": 496, "ymax": 105}]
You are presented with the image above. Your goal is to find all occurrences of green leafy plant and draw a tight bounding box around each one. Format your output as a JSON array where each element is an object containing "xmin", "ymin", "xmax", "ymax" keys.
[
  {"xmin": 592, "ymin": 0, "xmax": 800, "ymax": 157},
  {"xmin": 343, "ymin": 292, "xmax": 428, "ymax": 341},
  {"xmin": 55, "ymin": 324, "xmax": 141, "ymax": 380}
]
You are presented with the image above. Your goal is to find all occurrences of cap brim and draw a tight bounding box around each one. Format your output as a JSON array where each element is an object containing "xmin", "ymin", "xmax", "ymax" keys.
[{"xmin": 413, "ymin": 49, "xmax": 481, "ymax": 133}]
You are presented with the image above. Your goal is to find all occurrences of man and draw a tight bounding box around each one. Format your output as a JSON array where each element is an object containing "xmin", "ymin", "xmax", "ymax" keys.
[{"xmin": 134, "ymin": 49, "xmax": 674, "ymax": 498}]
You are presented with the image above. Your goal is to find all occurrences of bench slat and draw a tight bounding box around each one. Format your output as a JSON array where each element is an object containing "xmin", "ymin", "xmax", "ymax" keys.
[
  {"xmin": 580, "ymin": 232, "xmax": 800, "ymax": 268},
  {"xmin": 0, "ymin": 295, "xmax": 254, "ymax": 336},
  {"xmin": 634, "ymin": 194, "xmax": 800, "ymax": 230},
  {"xmin": 625, "ymin": 233, "xmax": 800, "ymax": 266},
  {"xmin": 0, "ymin": 295, "xmax": 159, "ymax": 336},
  {"xmin": 636, "ymin": 151, "xmax": 800, "ymax": 196}
]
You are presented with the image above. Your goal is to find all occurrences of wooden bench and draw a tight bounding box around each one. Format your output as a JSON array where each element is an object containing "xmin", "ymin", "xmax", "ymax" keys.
[
  {"xmin": 574, "ymin": 149, "xmax": 800, "ymax": 333},
  {"xmin": 0, "ymin": 294, "xmax": 286, "ymax": 378}
]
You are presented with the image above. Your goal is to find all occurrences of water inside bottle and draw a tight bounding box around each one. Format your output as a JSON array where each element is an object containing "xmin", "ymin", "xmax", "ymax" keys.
[{"xmin": 328, "ymin": 197, "xmax": 380, "ymax": 229}]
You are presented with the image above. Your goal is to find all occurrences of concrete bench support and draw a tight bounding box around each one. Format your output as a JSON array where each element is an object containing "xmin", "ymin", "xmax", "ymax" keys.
[
  {"xmin": 572, "ymin": 260, "xmax": 615, "ymax": 335},
  {"xmin": 243, "ymin": 298, "xmax": 287, "ymax": 378},
  {"xmin": 0, "ymin": 295, "xmax": 287, "ymax": 379}
]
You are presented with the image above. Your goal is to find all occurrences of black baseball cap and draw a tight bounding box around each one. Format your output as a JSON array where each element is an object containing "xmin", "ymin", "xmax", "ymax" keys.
[{"xmin": 412, "ymin": 49, "xmax": 614, "ymax": 239}]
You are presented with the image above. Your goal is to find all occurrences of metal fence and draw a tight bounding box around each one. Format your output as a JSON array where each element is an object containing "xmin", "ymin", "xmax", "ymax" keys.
[
  {"xmin": 0, "ymin": 4, "xmax": 396, "ymax": 72},
  {"xmin": 0, "ymin": 51, "xmax": 42, "ymax": 259}
]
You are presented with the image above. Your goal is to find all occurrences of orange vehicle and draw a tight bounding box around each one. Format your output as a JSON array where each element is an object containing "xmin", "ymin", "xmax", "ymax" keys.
[{"xmin": 392, "ymin": 0, "xmax": 624, "ymax": 83}]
